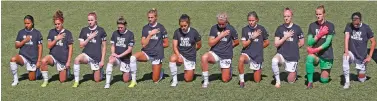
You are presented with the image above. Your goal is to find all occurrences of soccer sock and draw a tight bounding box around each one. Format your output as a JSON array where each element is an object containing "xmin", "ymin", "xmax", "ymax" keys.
[
  {"xmin": 202, "ymin": 71, "xmax": 209, "ymax": 83},
  {"xmin": 73, "ymin": 64, "xmax": 80, "ymax": 82},
  {"xmin": 239, "ymin": 74, "xmax": 245, "ymax": 82},
  {"xmin": 105, "ymin": 63, "xmax": 113, "ymax": 84},
  {"xmin": 130, "ymin": 56, "xmax": 138, "ymax": 83},
  {"xmin": 306, "ymin": 56, "xmax": 315, "ymax": 83},
  {"xmin": 342, "ymin": 56, "xmax": 350, "ymax": 83},
  {"xmin": 10, "ymin": 62, "xmax": 18, "ymax": 82},
  {"xmin": 169, "ymin": 62, "xmax": 178, "ymax": 83},
  {"xmin": 272, "ymin": 58, "xmax": 280, "ymax": 83},
  {"xmin": 41, "ymin": 71, "xmax": 48, "ymax": 82}
]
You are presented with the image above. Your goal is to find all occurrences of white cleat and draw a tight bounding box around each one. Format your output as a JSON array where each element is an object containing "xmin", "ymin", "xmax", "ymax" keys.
[
  {"xmin": 170, "ymin": 81, "xmax": 178, "ymax": 87},
  {"xmin": 11, "ymin": 81, "xmax": 19, "ymax": 86},
  {"xmin": 343, "ymin": 82, "xmax": 350, "ymax": 89},
  {"xmin": 202, "ymin": 82, "xmax": 209, "ymax": 88},
  {"xmin": 104, "ymin": 84, "xmax": 110, "ymax": 89}
]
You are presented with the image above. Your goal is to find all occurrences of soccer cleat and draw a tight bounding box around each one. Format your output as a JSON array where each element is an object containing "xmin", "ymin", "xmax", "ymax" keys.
[
  {"xmin": 202, "ymin": 82, "xmax": 209, "ymax": 88},
  {"xmin": 343, "ymin": 82, "xmax": 350, "ymax": 89},
  {"xmin": 128, "ymin": 81, "xmax": 137, "ymax": 88},
  {"xmin": 72, "ymin": 82, "xmax": 79, "ymax": 88},
  {"xmin": 306, "ymin": 82, "xmax": 313, "ymax": 89},
  {"xmin": 41, "ymin": 81, "xmax": 48, "ymax": 87},
  {"xmin": 275, "ymin": 82, "xmax": 281, "ymax": 88},
  {"xmin": 104, "ymin": 84, "xmax": 110, "ymax": 89},
  {"xmin": 11, "ymin": 81, "xmax": 18, "ymax": 86},
  {"xmin": 239, "ymin": 82, "xmax": 245, "ymax": 88},
  {"xmin": 170, "ymin": 81, "xmax": 178, "ymax": 87}
]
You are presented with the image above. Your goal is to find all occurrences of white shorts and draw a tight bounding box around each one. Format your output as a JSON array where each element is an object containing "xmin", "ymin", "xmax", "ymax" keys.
[
  {"xmin": 113, "ymin": 58, "xmax": 131, "ymax": 73},
  {"xmin": 49, "ymin": 55, "xmax": 67, "ymax": 72},
  {"xmin": 179, "ymin": 54, "xmax": 195, "ymax": 70},
  {"xmin": 19, "ymin": 55, "xmax": 37, "ymax": 71},
  {"xmin": 142, "ymin": 51, "xmax": 163, "ymax": 65},
  {"xmin": 344, "ymin": 51, "xmax": 366, "ymax": 70},
  {"xmin": 242, "ymin": 53, "xmax": 263, "ymax": 70},
  {"xmin": 83, "ymin": 53, "xmax": 100, "ymax": 70},
  {"xmin": 274, "ymin": 53, "xmax": 298, "ymax": 72},
  {"xmin": 209, "ymin": 51, "xmax": 231, "ymax": 69}
]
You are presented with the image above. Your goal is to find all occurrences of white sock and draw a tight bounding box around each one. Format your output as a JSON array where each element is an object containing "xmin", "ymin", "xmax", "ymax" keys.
[
  {"xmin": 73, "ymin": 64, "xmax": 80, "ymax": 82},
  {"xmin": 342, "ymin": 56, "xmax": 350, "ymax": 83},
  {"xmin": 239, "ymin": 74, "xmax": 245, "ymax": 82},
  {"xmin": 272, "ymin": 58, "xmax": 280, "ymax": 83},
  {"xmin": 202, "ymin": 71, "xmax": 209, "ymax": 83},
  {"xmin": 169, "ymin": 62, "xmax": 178, "ymax": 83},
  {"xmin": 10, "ymin": 62, "xmax": 18, "ymax": 82},
  {"xmin": 130, "ymin": 56, "xmax": 137, "ymax": 83},
  {"xmin": 105, "ymin": 63, "xmax": 113, "ymax": 84},
  {"xmin": 42, "ymin": 71, "xmax": 48, "ymax": 82}
]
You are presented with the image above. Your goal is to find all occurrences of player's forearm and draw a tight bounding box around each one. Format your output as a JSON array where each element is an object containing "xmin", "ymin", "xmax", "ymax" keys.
[
  {"xmin": 80, "ymin": 39, "xmax": 90, "ymax": 48},
  {"xmin": 344, "ymin": 33, "xmax": 350, "ymax": 53},
  {"xmin": 307, "ymin": 34, "xmax": 315, "ymax": 46},
  {"xmin": 101, "ymin": 42, "xmax": 106, "ymax": 62},
  {"xmin": 274, "ymin": 37, "xmax": 288, "ymax": 48},
  {"xmin": 298, "ymin": 39, "xmax": 305, "ymax": 48},
  {"xmin": 173, "ymin": 40, "xmax": 180, "ymax": 55},
  {"xmin": 15, "ymin": 41, "xmax": 26, "ymax": 49},
  {"xmin": 232, "ymin": 39, "xmax": 239, "ymax": 47},
  {"xmin": 47, "ymin": 40, "xmax": 58, "ymax": 49},
  {"xmin": 37, "ymin": 44, "xmax": 43, "ymax": 62},
  {"xmin": 119, "ymin": 47, "xmax": 133, "ymax": 57},
  {"xmin": 320, "ymin": 34, "xmax": 333, "ymax": 49},
  {"xmin": 208, "ymin": 37, "xmax": 222, "ymax": 47},
  {"xmin": 111, "ymin": 44, "xmax": 115, "ymax": 54},
  {"xmin": 196, "ymin": 41, "xmax": 202, "ymax": 51},
  {"xmin": 263, "ymin": 40, "xmax": 269, "ymax": 48},
  {"xmin": 163, "ymin": 38, "xmax": 169, "ymax": 48},
  {"xmin": 368, "ymin": 38, "xmax": 376, "ymax": 58},
  {"xmin": 141, "ymin": 36, "xmax": 152, "ymax": 48},
  {"xmin": 67, "ymin": 44, "xmax": 73, "ymax": 64},
  {"xmin": 242, "ymin": 40, "xmax": 251, "ymax": 48}
]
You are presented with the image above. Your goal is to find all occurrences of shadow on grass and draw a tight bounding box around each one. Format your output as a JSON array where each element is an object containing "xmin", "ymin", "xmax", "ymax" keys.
[
  {"xmin": 270, "ymin": 72, "xmax": 303, "ymax": 85},
  {"xmin": 137, "ymin": 72, "xmax": 170, "ymax": 83},
  {"xmin": 367, "ymin": 48, "xmax": 377, "ymax": 64},
  {"xmin": 339, "ymin": 74, "xmax": 371, "ymax": 86}
]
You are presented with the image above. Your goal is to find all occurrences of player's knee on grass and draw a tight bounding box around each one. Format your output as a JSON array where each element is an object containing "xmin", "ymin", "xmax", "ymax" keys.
[
  {"xmin": 320, "ymin": 70, "xmax": 330, "ymax": 83},
  {"xmin": 108, "ymin": 56, "xmax": 116, "ymax": 64},
  {"xmin": 94, "ymin": 70, "xmax": 101, "ymax": 82},
  {"xmin": 254, "ymin": 70, "xmax": 262, "ymax": 83},
  {"xmin": 222, "ymin": 69, "xmax": 231, "ymax": 82},
  {"xmin": 152, "ymin": 66, "xmax": 161, "ymax": 82},
  {"xmin": 123, "ymin": 72, "xmax": 130, "ymax": 83},
  {"xmin": 59, "ymin": 70, "xmax": 67, "ymax": 82},
  {"xmin": 29, "ymin": 71, "xmax": 36, "ymax": 81},
  {"xmin": 287, "ymin": 72, "xmax": 296, "ymax": 83},
  {"xmin": 184, "ymin": 70, "xmax": 194, "ymax": 82}
]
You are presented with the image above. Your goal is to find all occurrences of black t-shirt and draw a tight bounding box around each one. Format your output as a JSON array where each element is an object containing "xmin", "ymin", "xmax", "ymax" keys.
[
  {"xmin": 16, "ymin": 28, "xmax": 43, "ymax": 64},
  {"xmin": 209, "ymin": 24, "xmax": 238, "ymax": 59},
  {"xmin": 241, "ymin": 24, "xmax": 269, "ymax": 63},
  {"xmin": 141, "ymin": 23, "xmax": 168, "ymax": 59},
  {"xmin": 173, "ymin": 27, "xmax": 201, "ymax": 61},
  {"xmin": 274, "ymin": 24, "xmax": 304, "ymax": 61},
  {"xmin": 308, "ymin": 21, "xmax": 335, "ymax": 60},
  {"xmin": 78, "ymin": 26, "xmax": 107, "ymax": 63},
  {"xmin": 47, "ymin": 29, "xmax": 74, "ymax": 64},
  {"xmin": 344, "ymin": 23, "xmax": 374, "ymax": 61},
  {"xmin": 111, "ymin": 30, "xmax": 135, "ymax": 64}
]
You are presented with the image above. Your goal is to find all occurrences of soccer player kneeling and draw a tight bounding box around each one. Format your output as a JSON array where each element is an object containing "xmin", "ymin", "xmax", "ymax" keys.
[
  {"xmin": 169, "ymin": 14, "xmax": 202, "ymax": 87},
  {"xmin": 271, "ymin": 8, "xmax": 304, "ymax": 88},
  {"xmin": 238, "ymin": 11, "xmax": 269, "ymax": 88},
  {"xmin": 342, "ymin": 12, "xmax": 375, "ymax": 89},
  {"xmin": 104, "ymin": 16, "xmax": 136, "ymax": 89}
]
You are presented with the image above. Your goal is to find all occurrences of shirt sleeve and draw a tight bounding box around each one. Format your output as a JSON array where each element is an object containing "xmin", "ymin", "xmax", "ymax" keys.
[
  {"xmin": 101, "ymin": 29, "xmax": 107, "ymax": 41},
  {"xmin": 110, "ymin": 32, "xmax": 115, "ymax": 44},
  {"xmin": 129, "ymin": 33, "xmax": 135, "ymax": 47},
  {"xmin": 262, "ymin": 27, "xmax": 269, "ymax": 40},
  {"xmin": 231, "ymin": 28, "xmax": 238, "ymax": 40},
  {"xmin": 78, "ymin": 29, "xmax": 87, "ymax": 42},
  {"xmin": 16, "ymin": 31, "xmax": 23, "ymax": 42},
  {"xmin": 366, "ymin": 26, "xmax": 374, "ymax": 39},
  {"xmin": 297, "ymin": 27, "xmax": 304, "ymax": 39},
  {"xmin": 241, "ymin": 28, "xmax": 248, "ymax": 41},
  {"xmin": 195, "ymin": 31, "xmax": 202, "ymax": 42}
]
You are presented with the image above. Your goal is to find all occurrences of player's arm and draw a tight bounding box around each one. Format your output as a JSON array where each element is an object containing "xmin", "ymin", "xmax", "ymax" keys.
[
  {"xmin": 101, "ymin": 40, "xmax": 106, "ymax": 62},
  {"xmin": 307, "ymin": 34, "xmax": 315, "ymax": 46},
  {"xmin": 344, "ymin": 32, "xmax": 350, "ymax": 53},
  {"xmin": 263, "ymin": 39, "xmax": 269, "ymax": 48},
  {"xmin": 274, "ymin": 36, "xmax": 289, "ymax": 48},
  {"xmin": 367, "ymin": 37, "xmax": 376, "ymax": 59},
  {"xmin": 173, "ymin": 39, "xmax": 180, "ymax": 56},
  {"xmin": 15, "ymin": 36, "xmax": 30, "ymax": 49},
  {"xmin": 111, "ymin": 43, "xmax": 115, "ymax": 54},
  {"xmin": 163, "ymin": 38, "xmax": 169, "ymax": 48},
  {"xmin": 119, "ymin": 46, "xmax": 133, "ymax": 57},
  {"xmin": 309, "ymin": 34, "xmax": 333, "ymax": 53},
  {"xmin": 67, "ymin": 43, "xmax": 73, "ymax": 66},
  {"xmin": 298, "ymin": 38, "xmax": 305, "ymax": 48},
  {"xmin": 196, "ymin": 41, "xmax": 202, "ymax": 51},
  {"xmin": 233, "ymin": 39, "xmax": 239, "ymax": 47},
  {"xmin": 208, "ymin": 35, "xmax": 224, "ymax": 47}
]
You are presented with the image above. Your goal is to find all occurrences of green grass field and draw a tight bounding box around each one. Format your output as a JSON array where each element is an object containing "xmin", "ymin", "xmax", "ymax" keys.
[{"xmin": 2, "ymin": 1, "xmax": 377, "ymax": 100}]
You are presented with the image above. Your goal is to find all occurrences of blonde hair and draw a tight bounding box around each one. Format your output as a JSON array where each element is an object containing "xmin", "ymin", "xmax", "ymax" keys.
[{"xmin": 147, "ymin": 8, "xmax": 158, "ymax": 17}]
